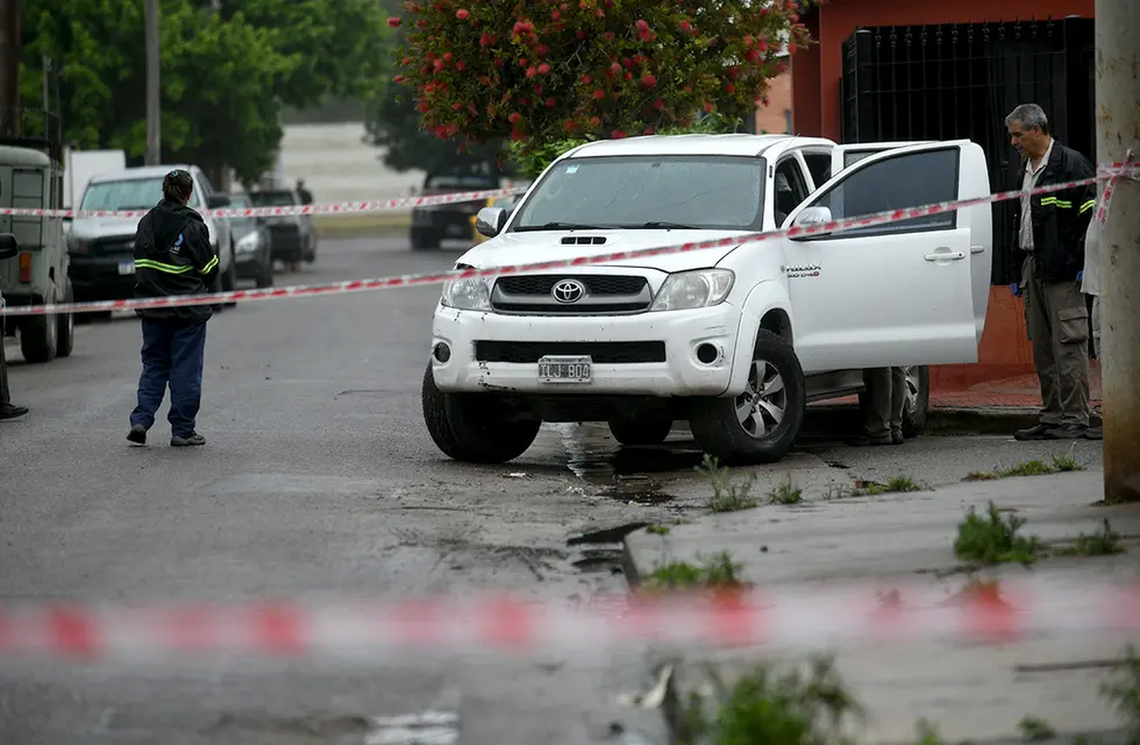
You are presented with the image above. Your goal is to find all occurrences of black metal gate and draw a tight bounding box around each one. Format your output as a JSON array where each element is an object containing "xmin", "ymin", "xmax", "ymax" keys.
[{"xmin": 840, "ymin": 18, "xmax": 1095, "ymax": 285}]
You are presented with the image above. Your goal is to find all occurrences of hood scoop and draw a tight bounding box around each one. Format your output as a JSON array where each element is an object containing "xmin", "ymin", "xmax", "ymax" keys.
[{"xmin": 561, "ymin": 235, "xmax": 607, "ymax": 245}]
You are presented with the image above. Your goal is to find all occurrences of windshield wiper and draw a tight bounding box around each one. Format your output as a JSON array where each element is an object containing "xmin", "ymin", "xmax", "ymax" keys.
[
  {"xmin": 640, "ymin": 221, "xmax": 696, "ymax": 229},
  {"xmin": 514, "ymin": 221, "xmax": 609, "ymax": 232}
]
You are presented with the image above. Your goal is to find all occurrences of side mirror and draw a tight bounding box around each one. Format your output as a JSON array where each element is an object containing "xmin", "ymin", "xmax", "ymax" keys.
[
  {"xmin": 789, "ymin": 206, "xmax": 834, "ymax": 238},
  {"xmin": 0, "ymin": 233, "xmax": 18, "ymax": 260},
  {"xmin": 206, "ymin": 193, "xmax": 232, "ymax": 209},
  {"xmin": 475, "ymin": 206, "xmax": 508, "ymax": 238}
]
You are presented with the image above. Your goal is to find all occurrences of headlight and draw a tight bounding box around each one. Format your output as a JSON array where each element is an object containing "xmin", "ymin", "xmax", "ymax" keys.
[
  {"xmin": 440, "ymin": 277, "xmax": 491, "ymax": 311},
  {"xmin": 236, "ymin": 232, "xmax": 261, "ymax": 254},
  {"xmin": 67, "ymin": 235, "xmax": 90, "ymax": 254},
  {"xmin": 649, "ymin": 269, "xmax": 735, "ymax": 311}
]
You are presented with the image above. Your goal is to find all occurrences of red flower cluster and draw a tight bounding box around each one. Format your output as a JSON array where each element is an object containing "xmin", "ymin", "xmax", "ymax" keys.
[{"xmin": 391, "ymin": 0, "xmax": 814, "ymax": 152}]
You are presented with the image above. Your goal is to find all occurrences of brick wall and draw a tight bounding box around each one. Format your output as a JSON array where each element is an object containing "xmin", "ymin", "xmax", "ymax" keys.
[{"xmin": 755, "ymin": 62, "xmax": 793, "ymax": 135}]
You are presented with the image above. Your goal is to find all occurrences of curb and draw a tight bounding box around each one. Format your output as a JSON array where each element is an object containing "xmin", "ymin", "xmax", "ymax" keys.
[{"xmin": 805, "ymin": 404, "xmax": 1103, "ymax": 437}]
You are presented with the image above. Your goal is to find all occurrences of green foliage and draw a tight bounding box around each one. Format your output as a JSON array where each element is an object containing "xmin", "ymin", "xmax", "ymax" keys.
[
  {"xmin": 643, "ymin": 551, "xmax": 744, "ymax": 593},
  {"xmin": 391, "ymin": 0, "xmax": 813, "ymax": 158},
  {"xmin": 696, "ymin": 453, "xmax": 760, "ymax": 513},
  {"xmin": 953, "ymin": 502, "xmax": 1042, "ymax": 566},
  {"xmin": 21, "ymin": 0, "xmax": 389, "ymax": 187}
]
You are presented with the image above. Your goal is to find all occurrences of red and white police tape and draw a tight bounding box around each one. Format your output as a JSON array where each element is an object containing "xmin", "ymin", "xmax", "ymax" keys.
[
  {"xmin": 1, "ymin": 579, "xmax": 1138, "ymax": 660},
  {"xmin": 2, "ymin": 161, "xmax": 1137, "ymax": 319},
  {"xmin": 0, "ymin": 186, "xmax": 530, "ymax": 220}
]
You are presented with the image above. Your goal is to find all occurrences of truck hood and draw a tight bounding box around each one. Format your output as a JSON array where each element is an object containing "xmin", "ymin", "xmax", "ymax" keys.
[
  {"xmin": 68, "ymin": 216, "xmax": 142, "ymax": 241},
  {"xmin": 457, "ymin": 229, "xmax": 748, "ymax": 273}
]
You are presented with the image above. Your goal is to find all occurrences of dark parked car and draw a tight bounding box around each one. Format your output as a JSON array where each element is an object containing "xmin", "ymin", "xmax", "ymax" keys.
[
  {"xmin": 410, "ymin": 163, "xmax": 501, "ymax": 250},
  {"xmin": 249, "ymin": 189, "xmax": 316, "ymax": 265},
  {"xmin": 229, "ymin": 193, "xmax": 273, "ymax": 288}
]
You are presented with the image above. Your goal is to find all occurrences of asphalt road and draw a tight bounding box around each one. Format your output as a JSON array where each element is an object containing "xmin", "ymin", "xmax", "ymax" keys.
[{"xmin": 0, "ymin": 234, "xmax": 1105, "ymax": 744}]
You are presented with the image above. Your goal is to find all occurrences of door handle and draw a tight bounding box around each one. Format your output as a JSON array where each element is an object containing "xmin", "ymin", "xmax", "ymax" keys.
[{"xmin": 924, "ymin": 249, "xmax": 966, "ymax": 262}]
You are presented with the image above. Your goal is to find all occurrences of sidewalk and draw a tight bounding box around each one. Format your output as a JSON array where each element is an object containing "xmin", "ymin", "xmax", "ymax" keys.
[
  {"xmin": 810, "ymin": 364, "xmax": 1103, "ymax": 435},
  {"xmin": 622, "ymin": 469, "xmax": 1140, "ymax": 743}
]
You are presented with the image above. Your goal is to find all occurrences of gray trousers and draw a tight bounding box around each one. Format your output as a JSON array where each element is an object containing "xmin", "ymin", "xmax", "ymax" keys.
[
  {"xmin": 1022, "ymin": 255, "xmax": 1090, "ymax": 427},
  {"xmin": 863, "ymin": 367, "xmax": 906, "ymax": 437}
]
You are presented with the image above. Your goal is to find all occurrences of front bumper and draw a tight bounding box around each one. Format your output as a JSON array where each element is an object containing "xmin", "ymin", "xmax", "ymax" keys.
[
  {"xmin": 69, "ymin": 256, "xmax": 138, "ymax": 300},
  {"xmin": 430, "ymin": 303, "xmax": 743, "ymax": 397}
]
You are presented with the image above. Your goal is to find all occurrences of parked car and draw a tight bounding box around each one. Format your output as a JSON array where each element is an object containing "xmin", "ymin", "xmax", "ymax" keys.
[
  {"xmin": 248, "ymin": 189, "xmax": 316, "ymax": 265},
  {"xmin": 67, "ymin": 164, "xmax": 236, "ymax": 311},
  {"xmin": 228, "ymin": 193, "xmax": 273, "ymax": 288},
  {"xmin": 0, "ymin": 142, "xmax": 74, "ymax": 362},
  {"xmin": 422, "ymin": 134, "xmax": 992, "ymax": 465},
  {"xmin": 410, "ymin": 162, "xmax": 501, "ymax": 250}
]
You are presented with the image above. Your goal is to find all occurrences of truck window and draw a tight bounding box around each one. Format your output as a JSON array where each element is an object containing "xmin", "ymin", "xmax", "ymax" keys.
[{"xmin": 773, "ymin": 157, "xmax": 810, "ymax": 227}]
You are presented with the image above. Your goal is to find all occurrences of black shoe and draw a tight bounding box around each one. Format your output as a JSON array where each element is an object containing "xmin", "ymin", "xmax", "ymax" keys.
[
  {"xmin": 1044, "ymin": 424, "xmax": 1087, "ymax": 440},
  {"xmin": 1014, "ymin": 423, "xmax": 1053, "ymax": 441},
  {"xmin": 891, "ymin": 428, "xmax": 905, "ymax": 445},
  {"xmin": 848, "ymin": 434, "xmax": 893, "ymax": 447},
  {"xmin": 1082, "ymin": 425, "xmax": 1103, "ymax": 440},
  {"xmin": 170, "ymin": 433, "xmax": 206, "ymax": 447},
  {"xmin": 0, "ymin": 404, "xmax": 28, "ymax": 420},
  {"xmin": 127, "ymin": 424, "xmax": 147, "ymax": 445}
]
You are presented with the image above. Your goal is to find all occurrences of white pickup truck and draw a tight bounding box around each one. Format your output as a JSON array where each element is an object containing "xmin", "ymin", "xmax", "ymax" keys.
[{"xmin": 422, "ymin": 134, "xmax": 992, "ymax": 465}]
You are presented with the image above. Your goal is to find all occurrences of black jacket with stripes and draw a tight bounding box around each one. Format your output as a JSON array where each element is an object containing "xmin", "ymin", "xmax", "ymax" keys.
[{"xmin": 132, "ymin": 199, "xmax": 219, "ymax": 322}]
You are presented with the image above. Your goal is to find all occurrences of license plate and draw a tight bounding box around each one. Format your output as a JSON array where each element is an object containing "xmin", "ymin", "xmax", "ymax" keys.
[
  {"xmin": 538, "ymin": 356, "xmax": 592, "ymax": 384},
  {"xmin": 118, "ymin": 261, "xmax": 135, "ymax": 275}
]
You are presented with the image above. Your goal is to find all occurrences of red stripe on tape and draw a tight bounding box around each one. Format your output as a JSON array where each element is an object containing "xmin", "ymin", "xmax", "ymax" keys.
[{"xmin": 49, "ymin": 604, "xmax": 99, "ymax": 657}]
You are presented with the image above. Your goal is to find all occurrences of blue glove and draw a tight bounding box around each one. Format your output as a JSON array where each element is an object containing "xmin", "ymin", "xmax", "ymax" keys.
[
  {"xmin": 1077, "ymin": 270, "xmax": 1084, "ymax": 282},
  {"xmin": 1010, "ymin": 281, "xmax": 1021, "ymax": 297}
]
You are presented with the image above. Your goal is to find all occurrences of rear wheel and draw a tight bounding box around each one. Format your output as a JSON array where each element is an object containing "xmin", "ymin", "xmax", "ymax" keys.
[
  {"xmin": 608, "ymin": 413, "xmax": 673, "ymax": 446},
  {"xmin": 688, "ymin": 329, "xmax": 806, "ymax": 465},
  {"xmin": 56, "ymin": 280, "xmax": 75, "ymax": 358},
  {"xmin": 221, "ymin": 247, "xmax": 238, "ymax": 308},
  {"xmin": 410, "ymin": 227, "xmax": 440, "ymax": 251},
  {"xmin": 421, "ymin": 363, "xmax": 540, "ymax": 463},
  {"xmin": 901, "ymin": 365, "xmax": 930, "ymax": 438},
  {"xmin": 19, "ymin": 295, "xmax": 59, "ymax": 363}
]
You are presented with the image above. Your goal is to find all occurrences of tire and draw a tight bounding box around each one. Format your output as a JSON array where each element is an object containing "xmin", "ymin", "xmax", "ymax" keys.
[
  {"xmin": 221, "ymin": 246, "xmax": 238, "ymax": 308},
  {"xmin": 856, "ymin": 365, "xmax": 929, "ymax": 438},
  {"xmin": 255, "ymin": 249, "xmax": 274, "ymax": 289},
  {"xmin": 608, "ymin": 413, "xmax": 673, "ymax": 446},
  {"xmin": 687, "ymin": 329, "xmax": 806, "ymax": 465},
  {"xmin": 421, "ymin": 363, "xmax": 540, "ymax": 463},
  {"xmin": 56, "ymin": 280, "xmax": 75, "ymax": 358},
  {"xmin": 410, "ymin": 227, "xmax": 439, "ymax": 251},
  {"xmin": 19, "ymin": 302, "xmax": 59, "ymax": 364},
  {"xmin": 303, "ymin": 234, "xmax": 316, "ymax": 263},
  {"xmin": 901, "ymin": 365, "xmax": 930, "ymax": 438}
]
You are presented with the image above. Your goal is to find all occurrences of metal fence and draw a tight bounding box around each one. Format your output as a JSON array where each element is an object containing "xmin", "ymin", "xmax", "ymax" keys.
[{"xmin": 840, "ymin": 18, "xmax": 1095, "ymax": 285}]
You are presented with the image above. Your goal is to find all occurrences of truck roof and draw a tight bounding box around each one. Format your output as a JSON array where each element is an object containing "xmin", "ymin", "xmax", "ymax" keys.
[
  {"xmin": 0, "ymin": 144, "xmax": 52, "ymax": 167},
  {"xmin": 90, "ymin": 164, "xmax": 195, "ymax": 183},
  {"xmin": 565, "ymin": 133, "xmax": 836, "ymax": 159}
]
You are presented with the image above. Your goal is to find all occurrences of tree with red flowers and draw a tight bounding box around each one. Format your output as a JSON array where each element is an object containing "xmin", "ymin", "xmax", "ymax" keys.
[{"xmin": 389, "ymin": 0, "xmax": 814, "ymax": 155}]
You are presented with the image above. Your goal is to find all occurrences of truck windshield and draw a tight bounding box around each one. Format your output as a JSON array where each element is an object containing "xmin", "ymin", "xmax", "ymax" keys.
[
  {"xmin": 509, "ymin": 155, "xmax": 764, "ymax": 233},
  {"xmin": 80, "ymin": 177, "xmax": 169, "ymax": 211}
]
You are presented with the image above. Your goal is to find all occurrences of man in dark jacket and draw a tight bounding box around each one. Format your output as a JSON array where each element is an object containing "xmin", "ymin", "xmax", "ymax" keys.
[
  {"xmin": 126, "ymin": 170, "xmax": 219, "ymax": 447},
  {"xmin": 1005, "ymin": 103, "xmax": 1096, "ymax": 440}
]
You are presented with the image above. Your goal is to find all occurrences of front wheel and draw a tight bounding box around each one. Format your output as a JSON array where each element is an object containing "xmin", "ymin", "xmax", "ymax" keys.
[
  {"xmin": 901, "ymin": 365, "xmax": 929, "ymax": 438},
  {"xmin": 421, "ymin": 363, "xmax": 540, "ymax": 463},
  {"xmin": 19, "ymin": 301, "xmax": 59, "ymax": 364},
  {"xmin": 221, "ymin": 247, "xmax": 238, "ymax": 308},
  {"xmin": 56, "ymin": 279, "xmax": 75, "ymax": 358},
  {"xmin": 687, "ymin": 329, "xmax": 806, "ymax": 465}
]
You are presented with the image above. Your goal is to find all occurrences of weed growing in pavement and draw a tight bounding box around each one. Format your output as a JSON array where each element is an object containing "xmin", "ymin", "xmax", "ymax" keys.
[
  {"xmin": 647, "ymin": 524, "xmax": 672, "ymax": 536},
  {"xmin": 1056, "ymin": 519, "xmax": 1125, "ymax": 557},
  {"xmin": 697, "ymin": 454, "xmax": 760, "ymax": 513},
  {"xmin": 1100, "ymin": 644, "xmax": 1140, "ymax": 739},
  {"xmin": 884, "ymin": 475, "xmax": 923, "ymax": 493},
  {"xmin": 677, "ymin": 654, "xmax": 864, "ymax": 745},
  {"xmin": 824, "ymin": 475, "xmax": 924, "ymax": 499},
  {"xmin": 1017, "ymin": 716, "xmax": 1056, "ymax": 740},
  {"xmin": 953, "ymin": 501, "xmax": 1042, "ymax": 566},
  {"xmin": 643, "ymin": 551, "xmax": 744, "ymax": 593},
  {"xmin": 768, "ymin": 476, "xmax": 803, "ymax": 505},
  {"xmin": 964, "ymin": 454, "xmax": 1085, "ymax": 481}
]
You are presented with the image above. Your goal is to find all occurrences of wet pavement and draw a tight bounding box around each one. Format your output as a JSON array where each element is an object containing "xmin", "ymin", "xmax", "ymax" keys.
[{"xmin": 0, "ymin": 234, "xmax": 1109, "ymax": 744}]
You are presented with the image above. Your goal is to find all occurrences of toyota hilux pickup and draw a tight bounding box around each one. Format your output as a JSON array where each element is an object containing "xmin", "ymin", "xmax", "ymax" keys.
[{"xmin": 422, "ymin": 134, "xmax": 992, "ymax": 465}]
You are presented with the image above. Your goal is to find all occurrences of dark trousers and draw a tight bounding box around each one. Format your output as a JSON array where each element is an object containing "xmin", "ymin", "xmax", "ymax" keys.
[
  {"xmin": 1021, "ymin": 255, "xmax": 1090, "ymax": 427},
  {"xmin": 863, "ymin": 367, "xmax": 906, "ymax": 438},
  {"xmin": 0, "ymin": 318, "xmax": 10, "ymax": 407},
  {"xmin": 130, "ymin": 318, "xmax": 207, "ymax": 438}
]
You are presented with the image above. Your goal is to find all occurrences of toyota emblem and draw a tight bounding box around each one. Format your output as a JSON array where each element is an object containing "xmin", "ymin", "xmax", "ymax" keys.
[{"xmin": 551, "ymin": 279, "xmax": 586, "ymax": 304}]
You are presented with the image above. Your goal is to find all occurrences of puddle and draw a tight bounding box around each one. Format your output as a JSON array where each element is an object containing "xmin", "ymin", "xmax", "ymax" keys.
[
  {"xmin": 568, "ymin": 522, "xmax": 650, "ymax": 545},
  {"xmin": 571, "ymin": 547, "xmax": 625, "ymax": 574},
  {"xmin": 599, "ymin": 474, "xmax": 676, "ymax": 505}
]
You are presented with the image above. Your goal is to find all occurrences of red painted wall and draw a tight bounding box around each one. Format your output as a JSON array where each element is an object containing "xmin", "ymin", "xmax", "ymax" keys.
[{"xmin": 791, "ymin": 0, "xmax": 1096, "ymax": 392}]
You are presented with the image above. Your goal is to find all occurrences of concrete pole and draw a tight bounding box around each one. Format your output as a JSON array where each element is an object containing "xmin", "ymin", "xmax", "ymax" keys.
[
  {"xmin": 144, "ymin": 0, "xmax": 160, "ymax": 165},
  {"xmin": 1095, "ymin": 0, "xmax": 1140, "ymax": 504}
]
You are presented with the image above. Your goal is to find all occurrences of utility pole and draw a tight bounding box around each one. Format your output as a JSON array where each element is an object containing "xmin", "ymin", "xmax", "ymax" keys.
[
  {"xmin": 1095, "ymin": 0, "xmax": 1140, "ymax": 504},
  {"xmin": 144, "ymin": 0, "xmax": 160, "ymax": 164},
  {"xmin": 0, "ymin": 0, "xmax": 22, "ymax": 137}
]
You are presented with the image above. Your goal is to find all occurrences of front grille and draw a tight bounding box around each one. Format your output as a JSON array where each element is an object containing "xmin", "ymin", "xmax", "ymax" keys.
[
  {"xmin": 496, "ymin": 275, "xmax": 645, "ymax": 295},
  {"xmin": 91, "ymin": 237, "xmax": 134, "ymax": 255},
  {"xmin": 475, "ymin": 341, "xmax": 666, "ymax": 364},
  {"xmin": 491, "ymin": 274, "xmax": 652, "ymax": 314}
]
